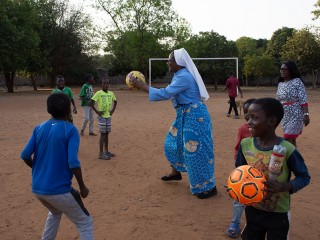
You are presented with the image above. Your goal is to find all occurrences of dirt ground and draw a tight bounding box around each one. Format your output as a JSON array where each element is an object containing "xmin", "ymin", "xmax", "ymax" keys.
[{"xmin": 0, "ymin": 86, "xmax": 319, "ymax": 240}]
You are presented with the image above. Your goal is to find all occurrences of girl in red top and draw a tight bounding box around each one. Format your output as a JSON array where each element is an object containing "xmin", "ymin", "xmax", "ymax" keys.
[{"xmin": 226, "ymin": 98, "xmax": 256, "ymax": 238}]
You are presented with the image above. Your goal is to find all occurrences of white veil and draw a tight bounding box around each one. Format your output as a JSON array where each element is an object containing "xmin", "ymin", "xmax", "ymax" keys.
[{"xmin": 174, "ymin": 48, "xmax": 209, "ymax": 100}]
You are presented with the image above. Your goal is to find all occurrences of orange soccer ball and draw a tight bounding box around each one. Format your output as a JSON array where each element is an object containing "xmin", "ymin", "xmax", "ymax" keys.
[
  {"xmin": 227, "ymin": 165, "xmax": 266, "ymax": 206},
  {"xmin": 125, "ymin": 71, "xmax": 146, "ymax": 89}
]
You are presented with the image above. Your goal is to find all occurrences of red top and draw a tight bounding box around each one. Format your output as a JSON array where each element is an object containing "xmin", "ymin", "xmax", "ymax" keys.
[
  {"xmin": 234, "ymin": 123, "xmax": 251, "ymax": 160},
  {"xmin": 226, "ymin": 75, "xmax": 239, "ymax": 97}
]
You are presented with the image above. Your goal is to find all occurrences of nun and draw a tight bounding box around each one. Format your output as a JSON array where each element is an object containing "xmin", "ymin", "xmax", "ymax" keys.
[{"xmin": 131, "ymin": 48, "xmax": 217, "ymax": 199}]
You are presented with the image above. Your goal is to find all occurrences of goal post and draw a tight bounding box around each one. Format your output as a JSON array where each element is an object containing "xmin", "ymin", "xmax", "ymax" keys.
[{"xmin": 148, "ymin": 57, "xmax": 239, "ymax": 86}]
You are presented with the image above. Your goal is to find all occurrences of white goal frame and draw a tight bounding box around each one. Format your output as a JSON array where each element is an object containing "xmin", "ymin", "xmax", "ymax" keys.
[{"xmin": 148, "ymin": 57, "xmax": 238, "ymax": 86}]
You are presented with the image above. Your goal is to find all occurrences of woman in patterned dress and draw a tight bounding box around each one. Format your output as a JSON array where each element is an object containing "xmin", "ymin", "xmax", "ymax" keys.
[
  {"xmin": 130, "ymin": 48, "xmax": 217, "ymax": 199},
  {"xmin": 277, "ymin": 61, "xmax": 310, "ymax": 147}
]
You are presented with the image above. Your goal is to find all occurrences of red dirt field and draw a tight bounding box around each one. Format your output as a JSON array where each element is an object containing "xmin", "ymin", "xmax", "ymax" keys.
[{"xmin": 0, "ymin": 86, "xmax": 319, "ymax": 240}]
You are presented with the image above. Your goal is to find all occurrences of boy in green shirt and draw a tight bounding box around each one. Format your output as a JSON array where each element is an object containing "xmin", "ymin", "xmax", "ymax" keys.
[
  {"xmin": 79, "ymin": 74, "xmax": 96, "ymax": 136},
  {"xmin": 52, "ymin": 75, "xmax": 77, "ymax": 123}
]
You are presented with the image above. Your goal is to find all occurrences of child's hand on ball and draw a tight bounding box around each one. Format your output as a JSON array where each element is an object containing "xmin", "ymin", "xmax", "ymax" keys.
[{"xmin": 264, "ymin": 179, "xmax": 292, "ymax": 193}]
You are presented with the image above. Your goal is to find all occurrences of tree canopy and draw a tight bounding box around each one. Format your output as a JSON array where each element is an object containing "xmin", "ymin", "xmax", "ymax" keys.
[
  {"xmin": 184, "ymin": 31, "xmax": 238, "ymax": 87},
  {"xmin": 1, "ymin": 0, "xmax": 320, "ymax": 91},
  {"xmin": 266, "ymin": 27, "xmax": 295, "ymax": 65},
  {"xmin": 281, "ymin": 28, "xmax": 320, "ymax": 88},
  {"xmin": 312, "ymin": 0, "xmax": 320, "ymax": 20},
  {"xmin": 0, "ymin": 0, "xmax": 39, "ymax": 92},
  {"xmin": 96, "ymin": 0, "xmax": 191, "ymax": 77},
  {"xmin": 0, "ymin": 0, "xmax": 96, "ymax": 92}
]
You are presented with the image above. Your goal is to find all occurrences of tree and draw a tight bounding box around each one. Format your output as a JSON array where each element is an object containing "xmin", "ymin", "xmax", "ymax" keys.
[
  {"xmin": 256, "ymin": 38, "xmax": 269, "ymax": 55},
  {"xmin": 24, "ymin": 0, "xmax": 56, "ymax": 90},
  {"xmin": 0, "ymin": 0, "xmax": 40, "ymax": 93},
  {"xmin": 184, "ymin": 31, "xmax": 238, "ymax": 89},
  {"xmin": 31, "ymin": 0, "xmax": 96, "ymax": 86},
  {"xmin": 266, "ymin": 27, "xmax": 295, "ymax": 65},
  {"xmin": 243, "ymin": 55, "xmax": 277, "ymax": 86},
  {"xmin": 96, "ymin": 0, "xmax": 191, "ymax": 77},
  {"xmin": 50, "ymin": 1, "xmax": 95, "ymax": 84},
  {"xmin": 281, "ymin": 29, "xmax": 320, "ymax": 88},
  {"xmin": 235, "ymin": 37, "xmax": 261, "ymax": 82},
  {"xmin": 105, "ymin": 30, "xmax": 167, "ymax": 78},
  {"xmin": 236, "ymin": 37, "xmax": 258, "ymax": 58},
  {"xmin": 312, "ymin": 0, "xmax": 320, "ymax": 20},
  {"xmin": 0, "ymin": 0, "xmax": 96, "ymax": 91}
]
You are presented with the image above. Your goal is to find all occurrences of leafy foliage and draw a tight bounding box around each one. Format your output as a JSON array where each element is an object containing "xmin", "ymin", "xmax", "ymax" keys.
[
  {"xmin": 243, "ymin": 55, "xmax": 277, "ymax": 86},
  {"xmin": 312, "ymin": 0, "xmax": 320, "ymax": 20},
  {"xmin": 236, "ymin": 37, "xmax": 259, "ymax": 58},
  {"xmin": 0, "ymin": 0, "xmax": 40, "ymax": 92},
  {"xmin": 104, "ymin": 30, "xmax": 168, "ymax": 78},
  {"xmin": 281, "ymin": 29, "xmax": 320, "ymax": 88},
  {"xmin": 266, "ymin": 27, "xmax": 295, "ymax": 65},
  {"xmin": 184, "ymin": 31, "xmax": 238, "ymax": 86},
  {"xmin": 96, "ymin": 0, "xmax": 191, "ymax": 78}
]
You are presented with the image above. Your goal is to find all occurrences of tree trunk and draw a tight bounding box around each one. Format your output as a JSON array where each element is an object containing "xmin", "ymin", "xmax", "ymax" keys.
[
  {"xmin": 4, "ymin": 71, "xmax": 15, "ymax": 93},
  {"xmin": 30, "ymin": 74, "xmax": 37, "ymax": 91},
  {"xmin": 213, "ymin": 73, "xmax": 218, "ymax": 91},
  {"xmin": 243, "ymin": 74, "xmax": 248, "ymax": 86},
  {"xmin": 50, "ymin": 74, "xmax": 55, "ymax": 88},
  {"xmin": 214, "ymin": 78, "xmax": 218, "ymax": 91},
  {"xmin": 256, "ymin": 77, "xmax": 261, "ymax": 87},
  {"xmin": 310, "ymin": 70, "xmax": 318, "ymax": 89}
]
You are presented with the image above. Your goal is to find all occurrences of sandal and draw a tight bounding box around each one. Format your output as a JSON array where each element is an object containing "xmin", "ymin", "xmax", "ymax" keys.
[
  {"xmin": 161, "ymin": 172, "xmax": 182, "ymax": 181},
  {"xmin": 196, "ymin": 186, "xmax": 217, "ymax": 199},
  {"xmin": 226, "ymin": 222, "xmax": 240, "ymax": 238}
]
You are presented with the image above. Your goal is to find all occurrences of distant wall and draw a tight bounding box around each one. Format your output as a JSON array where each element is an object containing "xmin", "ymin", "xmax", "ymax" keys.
[
  {"xmin": 0, "ymin": 75, "xmax": 128, "ymax": 89},
  {"xmin": 0, "ymin": 73, "xmax": 316, "ymax": 89},
  {"xmin": 0, "ymin": 75, "xmax": 51, "ymax": 88},
  {"xmin": 246, "ymin": 75, "xmax": 314, "ymax": 87}
]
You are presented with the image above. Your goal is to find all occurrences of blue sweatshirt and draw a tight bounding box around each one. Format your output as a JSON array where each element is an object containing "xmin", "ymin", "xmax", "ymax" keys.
[{"xmin": 21, "ymin": 119, "xmax": 81, "ymax": 195}]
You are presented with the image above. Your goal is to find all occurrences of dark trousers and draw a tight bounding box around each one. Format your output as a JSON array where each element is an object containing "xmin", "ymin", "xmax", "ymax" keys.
[
  {"xmin": 241, "ymin": 206, "xmax": 289, "ymax": 240},
  {"xmin": 228, "ymin": 96, "xmax": 239, "ymax": 116}
]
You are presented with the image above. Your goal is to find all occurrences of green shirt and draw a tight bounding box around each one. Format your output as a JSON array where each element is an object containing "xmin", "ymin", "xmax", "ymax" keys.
[
  {"xmin": 79, "ymin": 83, "xmax": 93, "ymax": 106},
  {"xmin": 240, "ymin": 138, "xmax": 295, "ymax": 212},
  {"xmin": 52, "ymin": 87, "xmax": 74, "ymax": 99},
  {"xmin": 91, "ymin": 90, "xmax": 116, "ymax": 118}
]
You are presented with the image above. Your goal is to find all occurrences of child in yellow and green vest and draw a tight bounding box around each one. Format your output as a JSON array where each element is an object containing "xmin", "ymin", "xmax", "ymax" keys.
[{"xmin": 236, "ymin": 98, "xmax": 310, "ymax": 240}]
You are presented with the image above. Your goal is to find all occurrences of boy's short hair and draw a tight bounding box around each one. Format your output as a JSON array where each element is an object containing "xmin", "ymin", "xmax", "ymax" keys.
[
  {"xmin": 244, "ymin": 98, "xmax": 256, "ymax": 106},
  {"xmin": 253, "ymin": 98, "xmax": 284, "ymax": 127},
  {"xmin": 56, "ymin": 75, "xmax": 64, "ymax": 82},
  {"xmin": 47, "ymin": 93, "xmax": 71, "ymax": 118},
  {"xmin": 101, "ymin": 77, "xmax": 109, "ymax": 82},
  {"xmin": 84, "ymin": 73, "xmax": 93, "ymax": 82}
]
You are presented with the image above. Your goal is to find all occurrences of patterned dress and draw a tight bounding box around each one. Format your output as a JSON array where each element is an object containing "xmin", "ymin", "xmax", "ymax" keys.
[
  {"xmin": 149, "ymin": 68, "xmax": 215, "ymax": 195},
  {"xmin": 277, "ymin": 78, "xmax": 308, "ymax": 138},
  {"xmin": 164, "ymin": 102, "xmax": 215, "ymax": 194}
]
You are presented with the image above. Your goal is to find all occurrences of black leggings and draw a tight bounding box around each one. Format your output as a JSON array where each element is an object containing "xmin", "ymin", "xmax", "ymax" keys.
[{"xmin": 228, "ymin": 96, "xmax": 239, "ymax": 116}]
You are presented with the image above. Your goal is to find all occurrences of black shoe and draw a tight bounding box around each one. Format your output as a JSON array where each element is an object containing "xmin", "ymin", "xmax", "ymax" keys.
[
  {"xmin": 196, "ymin": 186, "xmax": 217, "ymax": 199},
  {"xmin": 161, "ymin": 172, "xmax": 182, "ymax": 181},
  {"xmin": 106, "ymin": 151, "xmax": 115, "ymax": 157}
]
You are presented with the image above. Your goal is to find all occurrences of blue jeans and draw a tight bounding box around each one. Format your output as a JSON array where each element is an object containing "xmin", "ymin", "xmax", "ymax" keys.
[{"xmin": 232, "ymin": 201, "xmax": 245, "ymax": 225}]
